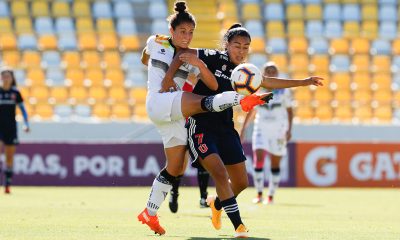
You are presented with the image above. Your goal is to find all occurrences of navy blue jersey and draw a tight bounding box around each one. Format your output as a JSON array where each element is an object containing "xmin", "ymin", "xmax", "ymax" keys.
[
  {"xmin": 190, "ymin": 49, "xmax": 237, "ymax": 131},
  {"xmin": 0, "ymin": 87, "xmax": 23, "ymax": 128}
]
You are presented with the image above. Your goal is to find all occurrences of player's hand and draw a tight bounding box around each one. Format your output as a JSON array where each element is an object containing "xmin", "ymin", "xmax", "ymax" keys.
[
  {"xmin": 159, "ymin": 77, "xmax": 177, "ymax": 93},
  {"xmin": 23, "ymin": 125, "xmax": 30, "ymax": 133},
  {"xmin": 303, "ymin": 76, "xmax": 324, "ymax": 87},
  {"xmin": 286, "ymin": 131, "xmax": 291, "ymax": 141},
  {"xmin": 179, "ymin": 53, "xmax": 203, "ymax": 67},
  {"xmin": 240, "ymin": 131, "xmax": 246, "ymax": 143}
]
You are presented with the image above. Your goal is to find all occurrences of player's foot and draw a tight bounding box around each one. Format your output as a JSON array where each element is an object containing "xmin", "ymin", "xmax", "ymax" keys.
[
  {"xmin": 5, "ymin": 186, "xmax": 10, "ymax": 194},
  {"xmin": 234, "ymin": 224, "xmax": 249, "ymax": 238},
  {"xmin": 169, "ymin": 191, "xmax": 178, "ymax": 213},
  {"xmin": 240, "ymin": 92, "xmax": 273, "ymax": 112},
  {"xmin": 200, "ymin": 198, "xmax": 209, "ymax": 208},
  {"xmin": 263, "ymin": 195, "xmax": 274, "ymax": 205},
  {"xmin": 137, "ymin": 208, "xmax": 166, "ymax": 235},
  {"xmin": 206, "ymin": 196, "xmax": 222, "ymax": 230},
  {"xmin": 252, "ymin": 194, "xmax": 263, "ymax": 204}
]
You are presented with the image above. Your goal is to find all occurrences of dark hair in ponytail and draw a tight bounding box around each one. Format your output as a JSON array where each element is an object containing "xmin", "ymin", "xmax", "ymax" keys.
[
  {"xmin": 222, "ymin": 23, "xmax": 251, "ymax": 50},
  {"xmin": 1, "ymin": 68, "xmax": 17, "ymax": 87},
  {"xmin": 167, "ymin": 1, "xmax": 196, "ymax": 30}
]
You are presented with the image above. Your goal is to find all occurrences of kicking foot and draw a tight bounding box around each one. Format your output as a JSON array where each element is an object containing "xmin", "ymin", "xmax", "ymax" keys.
[{"xmin": 240, "ymin": 92, "xmax": 273, "ymax": 112}]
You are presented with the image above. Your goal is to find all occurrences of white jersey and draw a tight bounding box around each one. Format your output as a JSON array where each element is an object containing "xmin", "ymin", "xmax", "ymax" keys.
[
  {"xmin": 145, "ymin": 35, "xmax": 198, "ymax": 93},
  {"xmin": 252, "ymin": 88, "xmax": 293, "ymax": 155},
  {"xmin": 144, "ymin": 35, "xmax": 198, "ymax": 148},
  {"xmin": 254, "ymin": 88, "xmax": 293, "ymax": 124}
]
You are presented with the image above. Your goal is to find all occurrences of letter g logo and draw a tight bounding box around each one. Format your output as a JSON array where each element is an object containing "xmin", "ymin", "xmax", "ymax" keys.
[{"xmin": 304, "ymin": 146, "xmax": 337, "ymax": 186}]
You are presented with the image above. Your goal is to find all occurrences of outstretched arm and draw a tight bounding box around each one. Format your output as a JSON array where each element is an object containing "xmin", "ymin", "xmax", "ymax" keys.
[
  {"xmin": 179, "ymin": 53, "xmax": 218, "ymax": 91},
  {"xmin": 160, "ymin": 49, "xmax": 218, "ymax": 92},
  {"xmin": 261, "ymin": 76, "xmax": 323, "ymax": 89}
]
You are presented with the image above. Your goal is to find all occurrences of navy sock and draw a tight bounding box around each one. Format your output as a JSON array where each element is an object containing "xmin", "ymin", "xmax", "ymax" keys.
[
  {"xmin": 197, "ymin": 166, "xmax": 209, "ymax": 199},
  {"xmin": 5, "ymin": 168, "xmax": 13, "ymax": 187},
  {"xmin": 200, "ymin": 96, "xmax": 216, "ymax": 112},
  {"xmin": 221, "ymin": 197, "xmax": 243, "ymax": 230},
  {"xmin": 171, "ymin": 174, "xmax": 183, "ymax": 195},
  {"xmin": 214, "ymin": 197, "xmax": 222, "ymax": 210}
]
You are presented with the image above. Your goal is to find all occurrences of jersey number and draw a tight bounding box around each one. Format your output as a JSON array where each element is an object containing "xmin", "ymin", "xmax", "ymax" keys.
[{"xmin": 195, "ymin": 133, "xmax": 208, "ymax": 153}]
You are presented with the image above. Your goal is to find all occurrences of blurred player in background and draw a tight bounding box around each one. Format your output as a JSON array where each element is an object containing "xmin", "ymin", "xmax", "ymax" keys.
[
  {"xmin": 241, "ymin": 63, "xmax": 293, "ymax": 205},
  {"xmin": 163, "ymin": 22, "xmax": 322, "ymax": 238},
  {"xmin": 0, "ymin": 68, "xmax": 30, "ymax": 194},
  {"xmin": 137, "ymin": 2, "xmax": 268, "ymax": 236}
]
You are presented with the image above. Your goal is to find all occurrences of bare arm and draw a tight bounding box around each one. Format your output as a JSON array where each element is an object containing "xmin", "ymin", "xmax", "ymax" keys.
[
  {"xmin": 240, "ymin": 108, "xmax": 257, "ymax": 143},
  {"xmin": 261, "ymin": 76, "xmax": 323, "ymax": 89},
  {"xmin": 179, "ymin": 53, "xmax": 218, "ymax": 91},
  {"xmin": 141, "ymin": 47, "xmax": 150, "ymax": 66},
  {"xmin": 286, "ymin": 107, "xmax": 293, "ymax": 141},
  {"xmin": 160, "ymin": 49, "xmax": 219, "ymax": 92},
  {"xmin": 159, "ymin": 48, "xmax": 197, "ymax": 92}
]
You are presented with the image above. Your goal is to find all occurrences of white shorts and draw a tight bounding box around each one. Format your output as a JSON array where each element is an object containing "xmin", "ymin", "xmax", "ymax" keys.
[
  {"xmin": 252, "ymin": 121, "xmax": 288, "ymax": 156},
  {"xmin": 146, "ymin": 91, "xmax": 187, "ymax": 148}
]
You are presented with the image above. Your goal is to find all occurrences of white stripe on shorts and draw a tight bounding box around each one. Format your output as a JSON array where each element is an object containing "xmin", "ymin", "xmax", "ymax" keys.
[{"xmin": 188, "ymin": 118, "xmax": 198, "ymax": 161}]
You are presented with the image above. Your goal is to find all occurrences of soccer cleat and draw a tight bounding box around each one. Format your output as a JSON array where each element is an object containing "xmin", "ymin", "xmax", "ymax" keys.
[
  {"xmin": 252, "ymin": 194, "xmax": 263, "ymax": 204},
  {"xmin": 263, "ymin": 195, "xmax": 274, "ymax": 205},
  {"xmin": 137, "ymin": 208, "xmax": 166, "ymax": 235},
  {"xmin": 206, "ymin": 196, "xmax": 222, "ymax": 230},
  {"xmin": 200, "ymin": 198, "xmax": 209, "ymax": 208},
  {"xmin": 240, "ymin": 92, "xmax": 273, "ymax": 112},
  {"xmin": 5, "ymin": 186, "xmax": 10, "ymax": 194},
  {"xmin": 234, "ymin": 224, "xmax": 249, "ymax": 238},
  {"xmin": 169, "ymin": 191, "xmax": 179, "ymax": 213}
]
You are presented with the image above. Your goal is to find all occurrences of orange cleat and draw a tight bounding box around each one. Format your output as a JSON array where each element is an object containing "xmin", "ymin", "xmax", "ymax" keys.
[
  {"xmin": 240, "ymin": 92, "xmax": 273, "ymax": 112},
  {"xmin": 206, "ymin": 196, "xmax": 222, "ymax": 230},
  {"xmin": 234, "ymin": 224, "xmax": 249, "ymax": 238},
  {"xmin": 5, "ymin": 186, "xmax": 10, "ymax": 194},
  {"xmin": 137, "ymin": 208, "xmax": 166, "ymax": 235}
]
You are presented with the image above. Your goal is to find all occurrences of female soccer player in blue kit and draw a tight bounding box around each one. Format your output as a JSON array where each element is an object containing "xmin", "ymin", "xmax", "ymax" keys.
[{"xmin": 0, "ymin": 68, "xmax": 30, "ymax": 194}]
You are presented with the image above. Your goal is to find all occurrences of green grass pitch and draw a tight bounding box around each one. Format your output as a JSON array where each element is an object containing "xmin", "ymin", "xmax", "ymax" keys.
[{"xmin": 0, "ymin": 187, "xmax": 399, "ymax": 240}]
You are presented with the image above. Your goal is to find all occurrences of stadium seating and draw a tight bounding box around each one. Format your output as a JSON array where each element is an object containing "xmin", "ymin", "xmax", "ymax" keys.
[{"xmin": 0, "ymin": 0, "xmax": 397, "ymax": 123}]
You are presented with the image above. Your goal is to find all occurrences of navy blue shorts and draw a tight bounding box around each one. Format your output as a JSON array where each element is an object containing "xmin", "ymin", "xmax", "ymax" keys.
[
  {"xmin": 0, "ymin": 128, "xmax": 19, "ymax": 145},
  {"xmin": 187, "ymin": 118, "xmax": 246, "ymax": 168}
]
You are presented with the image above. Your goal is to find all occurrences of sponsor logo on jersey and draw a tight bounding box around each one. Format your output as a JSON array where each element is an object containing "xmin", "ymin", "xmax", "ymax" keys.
[
  {"xmin": 215, "ymin": 70, "xmax": 222, "ymax": 77},
  {"xmin": 204, "ymin": 49, "xmax": 216, "ymax": 56},
  {"xmin": 220, "ymin": 55, "xmax": 228, "ymax": 61},
  {"xmin": 158, "ymin": 48, "xmax": 166, "ymax": 55}
]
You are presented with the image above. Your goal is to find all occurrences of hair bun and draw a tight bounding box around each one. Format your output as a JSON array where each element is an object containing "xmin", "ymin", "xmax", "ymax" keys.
[
  {"xmin": 174, "ymin": 1, "xmax": 187, "ymax": 13},
  {"xmin": 228, "ymin": 23, "xmax": 242, "ymax": 30}
]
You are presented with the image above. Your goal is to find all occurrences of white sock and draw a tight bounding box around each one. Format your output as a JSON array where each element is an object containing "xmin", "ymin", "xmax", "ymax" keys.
[
  {"xmin": 202, "ymin": 91, "xmax": 243, "ymax": 112},
  {"xmin": 253, "ymin": 170, "xmax": 264, "ymax": 194},
  {"xmin": 146, "ymin": 175, "xmax": 173, "ymax": 216},
  {"xmin": 268, "ymin": 172, "xmax": 281, "ymax": 197}
]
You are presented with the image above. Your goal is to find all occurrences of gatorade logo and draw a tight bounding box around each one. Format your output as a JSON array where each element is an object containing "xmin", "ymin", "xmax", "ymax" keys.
[{"xmin": 304, "ymin": 146, "xmax": 337, "ymax": 186}]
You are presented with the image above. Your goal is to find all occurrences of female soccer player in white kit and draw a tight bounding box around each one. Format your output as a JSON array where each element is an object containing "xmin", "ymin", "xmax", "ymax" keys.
[
  {"xmin": 241, "ymin": 63, "xmax": 293, "ymax": 204},
  {"xmin": 137, "ymin": 2, "xmax": 268, "ymax": 235}
]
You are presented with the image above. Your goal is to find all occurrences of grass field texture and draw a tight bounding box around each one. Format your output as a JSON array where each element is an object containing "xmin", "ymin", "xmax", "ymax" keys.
[{"xmin": 0, "ymin": 187, "xmax": 399, "ymax": 240}]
